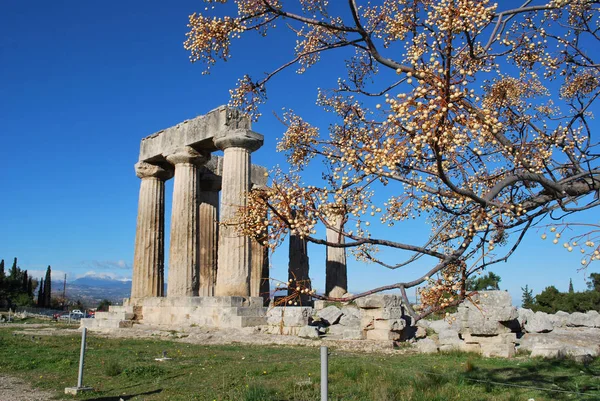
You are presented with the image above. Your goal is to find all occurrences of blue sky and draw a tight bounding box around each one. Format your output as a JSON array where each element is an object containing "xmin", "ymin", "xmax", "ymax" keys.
[{"xmin": 0, "ymin": 1, "xmax": 597, "ymax": 305}]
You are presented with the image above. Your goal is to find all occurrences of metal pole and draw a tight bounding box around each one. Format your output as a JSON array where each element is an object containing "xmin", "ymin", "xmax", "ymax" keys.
[
  {"xmin": 77, "ymin": 327, "xmax": 87, "ymax": 388},
  {"xmin": 320, "ymin": 346, "xmax": 328, "ymax": 401}
]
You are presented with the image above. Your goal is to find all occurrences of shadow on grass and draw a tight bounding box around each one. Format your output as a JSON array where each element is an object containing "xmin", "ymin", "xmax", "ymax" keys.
[
  {"xmin": 85, "ymin": 388, "xmax": 162, "ymax": 401},
  {"xmin": 461, "ymin": 358, "xmax": 600, "ymax": 399}
]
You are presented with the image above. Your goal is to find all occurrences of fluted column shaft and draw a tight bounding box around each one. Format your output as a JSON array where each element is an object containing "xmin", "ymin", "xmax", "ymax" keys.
[
  {"xmin": 198, "ymin": 183, "xmax": 219, "ymax": 296},
  {"xmin": 167, "ymin": 147, "xmax": 209, "ymax": 297},
  {"xmin": 131, "ymin": 162, "xmax": 172, "ymax": 298},
  {"xmin": 326, "ymin": 213, "xmax": 347, "ymax": 298},
  {"xmin": 215, "ymin": 131, "xmax": 263, "ymax": 296}
]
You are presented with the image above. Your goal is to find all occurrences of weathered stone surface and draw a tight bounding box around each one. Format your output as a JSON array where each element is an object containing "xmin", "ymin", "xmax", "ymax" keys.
[
  {"xmin": 298, "ymin": 325, "xmax": 320, "ymax": 339},
  {"xmin": 481, "ymin": 343, "xmax": 515, "ymax": 358},
  {"xmin": 339, "ymin": 307, "xmax": 361, "ymax": 327},
  {"xmin": 361, "ymin": 306, "xmax": 404, "ymax": 320},
  {"xmin": 343, "ymin": 329, "xmax": 364, "ymax": 340},
  {"xmin": 427, "ymin": 319, "xmax": 454, "ymax": 334},
  {"xmin": 267, "ymin": 307, "xmax": 312, "ymax": 327},
  {"xmin": 547, "ymin": 311, "xmax": 570, "ymax": 327},
  {"xmin": 438, "ymin": 329, "xmax": 461, "ymax": 344},
  {"xmin": 567, "ymin": 312, "xmax": 589, "ymax": 327},
  {"xmin": 131, "ymin": 162, "xmax": 172, "ymax": 298},
  {"xmin": 366, "ymin": 329, "xmax": 401, "ymax": 341},
  {"xmin": 415, "ymin": 326, "xmax": 427, "ymax": 339},
  {"xmin": 325, "ymin": 212, "xmax": 347, "ymax": 298},
  {"xmin": 517, "ymin": 308, "xmax": 534, "ymax": 327},
  {"xmin": 530, "ymin": 346, "xmax": 566, "ymax": 359},
  {"xmin": 524, "ymin": 312, "xmax": 554, "ymax": 333},
  {"xmin": 167, "ymin": 147, "xmax": 209, "ymax": 297},
  {"xmin": 416, "ymin": 338, "xmax": 438, "ymax": 353},
  {"xmin": 317, "ymin": 306, "xmax": 343, "ymax": 325},
  {"xmin": 374, "ymin": 319, "xmax": 406, "ymax": 332},
  {"xmin": 313, "ymin": 300, "xmax": 327, "ymax": 310},
  {"xmin": 460, "ymin": 343, "xmax": 481, "ymax": 353},
  {"xmin": 355, "ymin": 295, "xmax": 402, "ymax": 309},
  {"xmin": 519, "ymin": 327, "xmax": 600, "ymax": 359},
  {"xmin": 586, "ymin": 310, "xmax": 600, "ymax": 328},
  {"xmin": 463, "ymin": 333, "xmax": 516, "ymax": 344},
  {"xmin": 215, "ymin": 136, "xmax": 260, "ymax": 296},
  {"xmin": 198, "ymin": 186, "xmax": 218, "ymax": 296}
]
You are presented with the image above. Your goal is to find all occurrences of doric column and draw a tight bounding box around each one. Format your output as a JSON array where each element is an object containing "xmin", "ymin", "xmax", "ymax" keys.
[
  {"xmin": 198, "ymin": 177, "xmax": 220, "ymax": 296},
  {"xmin": 326, "ymin": 211, "xmax": 347, "ymax": 298},
  {"xmin": 288, "ymin": 211, "xmax": 311, "ymax": 303},
  {"xmin": 131, "ymin": 162, "xmax": 173, "ymax": 298},
  {"xmin": 166, "ymin": 147, "xmax": 209, "ymax": 297},
  {"xmin": 214, "ymin": 130, "xmax": 263, "ymax": 296}
]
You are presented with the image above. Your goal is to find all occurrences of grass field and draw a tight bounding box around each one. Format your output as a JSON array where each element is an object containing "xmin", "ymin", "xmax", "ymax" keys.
[{"xmin": 0, "ymin": 324, "xmax": 598, "ymax": 400}]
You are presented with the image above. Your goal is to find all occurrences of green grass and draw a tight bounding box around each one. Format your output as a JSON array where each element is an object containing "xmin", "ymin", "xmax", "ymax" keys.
[{"xmin": 0, "ymin": 325, "xmax": 598, "ymax": 400}]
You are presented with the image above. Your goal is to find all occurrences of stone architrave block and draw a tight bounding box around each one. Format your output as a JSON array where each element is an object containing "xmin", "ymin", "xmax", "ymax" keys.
[
  {"xmin": 267, "ymin": 307, "xmax": 312, "ymax": 327},
  {"xmin": 298, "ymin": 325, "xmax": 320, "ymax": 339},
  {"xmin": 416, "ymin": 338, "xmax": 438, "ymax": 353},
  {"xmin": 361, "ymin": 307, "xmax": 404, "ymax": 320},
  {"xmin": 366, "ymin": 329, "xmax": 401, "ymax": 341},
  {"xmin": 317, "ymin": 306, "xmax": 343, "ymax": 325},
  {"xmin": 374, "ymin": 319, "xmax": 406, "ymax": 332},
  {"xmin": 339, "ymin": 315, "xmax": 360, "ymax": 328},
  {"xmin": 524, "ymin": 312, "xmax": 554, "ymax": 333},
  {"xmin": 481, "ymin": 343, "xmax": 516, "ymax": 358},
  {"xmin": 355, "ymin": 295, "xmax": 402, "ymax": 309}
]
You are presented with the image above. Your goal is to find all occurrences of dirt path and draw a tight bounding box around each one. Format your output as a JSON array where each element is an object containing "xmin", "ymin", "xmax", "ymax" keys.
[{"xmin": 0, "ymin": 375, "xmax": 56, "ymax": 401}]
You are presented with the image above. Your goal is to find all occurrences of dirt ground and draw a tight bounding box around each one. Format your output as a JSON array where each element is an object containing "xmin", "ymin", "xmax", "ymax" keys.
[{"xmin": 0, "ymin": 375, "xmax": 55, "ymax": 401}]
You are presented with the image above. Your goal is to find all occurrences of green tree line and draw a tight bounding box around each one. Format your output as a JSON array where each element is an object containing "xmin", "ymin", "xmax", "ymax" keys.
[
  {"xmin": 522, "ymin": 273, "xmax": 600, "ymax": 313},
  {"xmin": 0, "ymin": 257, "xmax": 52, "ymax": 308}
]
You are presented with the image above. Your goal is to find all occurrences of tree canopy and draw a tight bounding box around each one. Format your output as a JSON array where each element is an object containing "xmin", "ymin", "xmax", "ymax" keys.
[{"xmin": 186, "ymin": 1, "xmax": 600, "ymax": 319}]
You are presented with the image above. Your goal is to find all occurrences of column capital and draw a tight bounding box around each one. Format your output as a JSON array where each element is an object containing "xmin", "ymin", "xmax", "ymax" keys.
[
  {"xmin": 166, "ymin": 146, "xmax": 210, "ymax": 166},
  {"xmin": 214, "ymin": 129, "xmax": 263, "ymax": 152},
  {"xmin": 135, "ymin": 162, "xmax": 173, "ymax": 180}
]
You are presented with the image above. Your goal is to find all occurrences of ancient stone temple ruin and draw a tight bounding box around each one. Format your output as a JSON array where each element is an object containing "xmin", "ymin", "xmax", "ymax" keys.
[{"xmin": 84, "ymin": 106, "xmax": 273, "ymax": 329}]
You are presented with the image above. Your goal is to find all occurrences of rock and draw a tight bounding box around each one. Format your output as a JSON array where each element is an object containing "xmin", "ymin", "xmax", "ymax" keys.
[
  {"xmin": 517, "ymin": 308, "xmax": 534, "ymax": 327},
  {"xmin": 524, "ymin": 312, "xmax": 554, "ymax": 333},
  {"xmin": 355, "ymin": 295, "xmax": 402, "ymax": 309},
  {"xmin": 530, "ymin": 345, "xmax": 566, "ymax": 359},
  {"xmin": 416, "ymin": 338, "xmax": 438, "ymax": 353},
  {"xmin": 313, "ymin": 301, "xmax": 327, "ymax": 310},
  {"xmin": 374, "ymin": 319, "xmax": 406, "ymax": 332},
  {"xmin": 339, "ymin": 307, "xmax": 361, "ymax": 327},
  {"xmin": 463, "ymin": 333, "xmax": 516, "ymax": 344},
  {"xmin": 586, "ymin": 310, "xmax": 600, "ymax": 328},
  {"xmin": 438, "ymin": 329, "xmax": 460, "ymax": 343},
  {"xmin": 415, "ymin": 326, "xmax": 427, "ymax": 339},
  {"xmin": 548, "ymin": 311, "xmax": 570, "ymax": 327},
  {"xmin": 317, "ymin": 306, "xmax": 343, "ymax": 325},
  {"xmin": 481, "ymin": 343, "xmax": 515, "ymax": 358},
  {"xmin": 428, "ymin": 319, "xmax": 453, "ymax": 334},
  {"xmin": 298, "ymin": 326, "xmax": 320, "ymax": 339},
  {"xmin": 366, "ymin": 329, "xmax": 401, "ymax": 341},
  {"xmin": 567, "ymin": 312, "xmax": 588, "ymax": 327},
  {"xmin": 267, "ymin": 307, "xmax": 312, "ymax": 327},
  {"xmin": 343, "ymin": 329, "xmax": 364, "ymax": 340}
]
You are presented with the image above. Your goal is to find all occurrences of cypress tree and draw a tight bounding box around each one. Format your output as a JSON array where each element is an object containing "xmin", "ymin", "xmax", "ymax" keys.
[
  {"xmin": 22, "ymin": 270, "xmax": 28, "ymax": 292},
  {"xmin": 37, "ymin": 278, "xmax": 45, "ymax": 307},
  {"xmin": 44, "ymin": 266, "xmax": 52, "ymax": 307},
  {"xmin": 27, "ymin": 277, "xmax": 33, "ymax": 298},
  {"xmin": 10, "ymin": 257, "xmax": 18, "ymax": 279},
  {"xmin": 568, "ymin": 278, "xmax": 574, "ymax": 294},
  {"xmin": 0, "ymin": 259, "xmax": 4, "ymax": 283}
]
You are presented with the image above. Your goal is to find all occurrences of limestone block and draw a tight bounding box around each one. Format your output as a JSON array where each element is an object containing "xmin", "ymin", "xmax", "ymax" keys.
[
  {"xmin": 438, "ymin": 329, "xmax": 461, "ymax": 344},
  {"xmin": 355, "ymin": 295, "xmax": 402, "ymax": 309},
  {"xmin": 361, "ymin": 307, "xmax": 404, "ymax": 320},
  {"xmin": 530, "ymin": 346, "xmax": 566, "ymax": 359},
  {"xmin": 326, "ymin": 324, "xmax": 347, "ymax": 336},
  {"xmin": 267, "ymin": 307, "xmax": 312, "ymax": 327},
  {"xmin": 481, "ymin": 343, "xmax": 515, "ymax": 358},
  {"xmin": 517, "ymin": 308, "xmax": 534, "ymax": 327},
  {"xmin": 439, "ymin": 344, "xmax": 461, "ymax": 352},
  {"xmin": 341, "ymin": 306, "xmax": 360, "ymax": 319},
  {"xmin": 469, "ymin": 291, "xmax": 513, "ymax": 308},
  {"xmin": 428, "ymin": 319, "xmax": 454, "ymax": 334},
  {"xmin": 524, "ymin": 312, "xmax": 554, "ymax": 333},
  {"xmin": 462, "ymin": 333, "xmax": 516, "ymax": 344},
  {"xmin": 568, "ymin": 312, "xmax": 589, "ymax": 327},
  {"xmin": 415, "ymin": 326, "xmax": 427, "ymax": 339},
  {"xmin": 548, "ymin": 311, "xmax": 569, "ymax": 327},
  {"xmin": 366, "ymin": 329, "xmax": 401, "ymax": 341},
  {"xmin": 343, "ymin": 329, "xmax": 364, "ymax": 340},
  {"xmin": 298, "ymin": 326, "xmax": 320, "ymax": 339},
  {"xmin": 586, "ymin": 310, "xmax": 600, "ymax": 328},
  {"xmin": 416, "ymin": 338, "xmax": 438, "ymax": 353},
  {"xmin": 374, "ymin": 319, "xmax": 406, "ymax": 332},
  {"xmin": 313, "ymin": 300, "xmax": 327, "ymax": 310},
  {"xmin": 460, "ymin": 342, "xmax": 481, "ymax": 353},
  {"xmin": 361, "ymin": 316, "xmax": 375, "ymax": 330},
  {"xmin": 317, "ymin": 306, "xmax": 343, "ymax": 325}
]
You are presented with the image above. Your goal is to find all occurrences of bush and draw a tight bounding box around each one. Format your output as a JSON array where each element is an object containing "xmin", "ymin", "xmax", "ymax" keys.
[{"xmin": 104, "ymin": 360, "xmax": 123, "ymax": 377}]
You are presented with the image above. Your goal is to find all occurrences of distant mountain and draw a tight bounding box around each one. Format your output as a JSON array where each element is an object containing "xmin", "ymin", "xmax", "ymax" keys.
[{"xmin": 71, "ymin": 275, "xmax": 131, "ymax": 289}]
